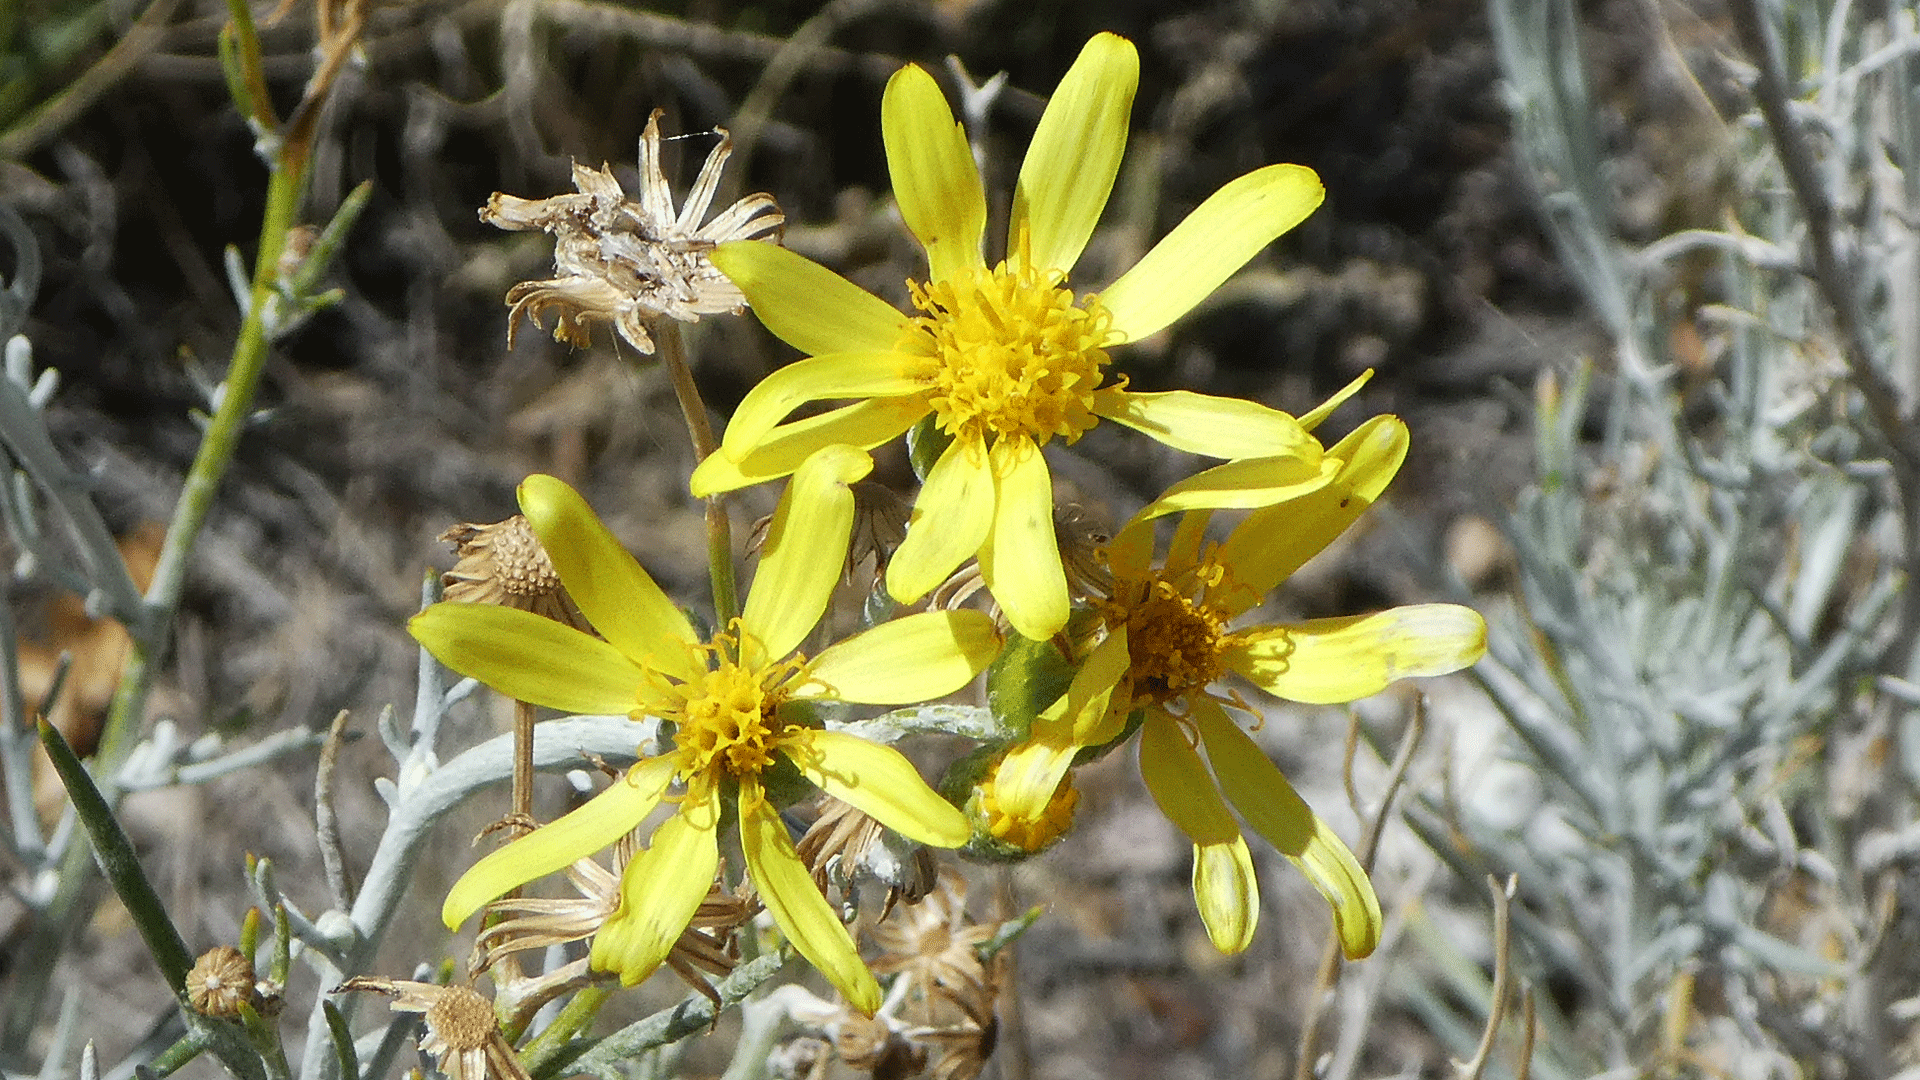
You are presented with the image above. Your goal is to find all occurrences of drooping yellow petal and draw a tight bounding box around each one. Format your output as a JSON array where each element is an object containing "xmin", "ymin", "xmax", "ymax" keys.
[
  {"xmin": 719, "ymin": 352, "xmax": 922, "ymax": 460},
  {"xmin": 442, "ymin": 756, "xmax": 677, "ymax": 927},
  {"xmin": 1131, "ymin": 454, "xmax": 1339, "ymax": 524},
  {"xmin": 1137, "ymin": 711, "xmax": 1237, "ymax": 844},
  {"xmin": 1215, "ymin": 414, "xmax": 1408, "ymax": 615},
  {"xmin": 1296, "ymin": 369, "xmax": 1374, "ymax": 433},
  {"xmin": 1008, "ymin": 32, "xmax": 1138, "ymax": 275},
  {"xmin": 710, "ymin": 241, "xmax": 910, "ymax": 357},
  {"xmin": 788, "ymin": 729, "xmax": 970, "ymax": 847},
  {"xmin": 409, "ymin": 603, "xmax": 645, "ymax": 716},
  {"xmin": 1222, "ymin": 605, "xmax": 1488, "ymax": 705},
  {"xmin": 741, "ymin": 787, "xmax": 881, "ymax": 1014},
  {"xmin": 883, "ymin": 63, "xmax": 988, "ymax": 283},
  {"xmin": 887, "ymin": 442, "xmax": 994, "ymax": 604},
  {"xmin": 1137, "ymin": 712, "xmax": 1260, "ymax": 952},
  {"xmin": 1192, "ymin": 838, "xmax": 1259, "ymax": 954},
  {"xmin": 1099, "ymin": 163, "xmax": 1325, "ymax": 342},
  {"xmin": 518, "ymin": 474, "xmax": 701, "ymax": 683},
  {"xmin": 1191, "ymin": 700, "xmax": 1380, "ymax": 959},
  {"xmin": 801, "ymin": 610, "xmax": 1002, "ymax": 704},
  {"xmin": 978, "ymin": 439, "xmax": 1068, "ymax": 641},
  {"xmin": 741, "ymin": 445, "xmax": 872, "ymax": 662},
  {"xmin": 691, "ymin": 397, "xmax": 925, "ymax": 496},
  {"xmin": 1093, "ymin": 388, "xmax": 1319, "ymax": 462},
  {"xmin": 589, "ymin": 791, "xmax": 722, "ymax": 985}
]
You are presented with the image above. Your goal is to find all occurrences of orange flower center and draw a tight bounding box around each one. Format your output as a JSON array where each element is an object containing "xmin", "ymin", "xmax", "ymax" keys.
[
  {"xmin": 1112, "ymin": 571, "xmax": 1231, "ymax": 706},
  {"xmin": 901, "ymin": 263, "xmax": 1115, "ymax": 449}
]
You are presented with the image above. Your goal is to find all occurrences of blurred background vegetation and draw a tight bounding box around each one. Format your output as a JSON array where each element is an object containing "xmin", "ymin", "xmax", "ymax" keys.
[{"xmin": 4, "ymin": 0, "xmax": 1918, "ymax": 1078}]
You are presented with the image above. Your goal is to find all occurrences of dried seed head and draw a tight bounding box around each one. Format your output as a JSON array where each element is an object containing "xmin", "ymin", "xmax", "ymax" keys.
[
  {"xmin": 439, "ymin": 516, "xmax": 588, "ymax": 631},
  {"xmin": 422, "ymin": 985, "xmax": 496, "ymax": 1055},
  {"xmin": 336, "ymin": 978, "xmax": 531, "ymax": 1080},
  {"xmin": 484, "ymin": 109, "xmax": 784, "ymax": 355},
  {"xmin": 185, "ymin": 946, "xmax": 255, "ymax": 1017}
]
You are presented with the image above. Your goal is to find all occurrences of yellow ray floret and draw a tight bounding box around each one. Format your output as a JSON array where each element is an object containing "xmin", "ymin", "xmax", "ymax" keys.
[
  {"xmin": 410, "ymin": 449, "xmax": 1001, "ymax": 1012},
  {"xmin": 982, "ymin": 414, "xmax": 1487, "ymax": 959},
  {"xmin": 694, "ymin": 32, "xmax": 1332, "ymax": 641}
]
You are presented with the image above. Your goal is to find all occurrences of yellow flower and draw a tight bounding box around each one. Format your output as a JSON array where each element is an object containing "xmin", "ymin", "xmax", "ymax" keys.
[
  {"xmin": 691, "ymin": 32, "xmax": 1329, "ymax": 641},
  {"xmin": 985, "ymin": 416, "xmax": 1487, "ymax": 959},
  {"xmin": 410, "ymin": 447, "xmax": 1003, "ymax": 1013}
]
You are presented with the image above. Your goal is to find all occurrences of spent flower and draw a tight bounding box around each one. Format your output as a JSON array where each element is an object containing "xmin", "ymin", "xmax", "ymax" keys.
[
  {"xmin": 410, "ymin": 447, "xmax": 1003, "ymax": 1011},
  {"xmin": 484, "ymin": 109, "xmax": 783, "ymax": 354},
  {"xmin": 337, "ymin": 978, "xmax": 530, "ymax": 1080},
  {"xmin": 983, "ymin": 415, "xmax": 1487, "ymax": 958},
  {"xmin": 693, "ymin": 33, "xmax": 1333, "ymax": 640}
]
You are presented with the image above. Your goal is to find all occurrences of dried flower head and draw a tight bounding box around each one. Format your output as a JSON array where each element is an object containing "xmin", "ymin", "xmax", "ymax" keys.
[
  {"xmin": 484, "ymin": 109, "xmax": 784, "ymax": 354},
  {"xmin": 185, "ymin": 946, "xmax": 255, "ymax": 1018},
  {"xmin": 336, "ymin": 978, "xmax": 529, "ymax": 1080},
  {"xmin": 471, "ymin": 838, "xmax": 756, "ymax": 1010},
  {"xmin": 439, "ymin": 516, "xmax": 588, "ymax": 631},
  {"xmin": 869, "ymin": 872, "xmax": 1004, "ymax": 1080},
  {"xmin": 797, "ymin": 799, "xmax": 937, "ymax": 918},
  {"xmin": 772, "ymin": 871, "xmax": 1004, "ymax": 1080}
]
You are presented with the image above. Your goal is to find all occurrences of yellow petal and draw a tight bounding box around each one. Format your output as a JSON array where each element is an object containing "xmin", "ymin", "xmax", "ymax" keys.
[
  {"xmin": 710, "ymin": 241, "xmax": 909, "ymax": 357},
  {"xmin": 519, "ymin": 474, "xmax": 701, "ymax": 683},
  {"xmin": 409, "ymin": 603, "xmax": 645, "ymax": 715},
  {"xmin": 789, "ymin": 729, "xmax": 970, "ymax": 847},
  {"xmin": 887, "ymin": 442, "xmax": 994, "ymax": 604},
  {"xmin": 1137, "ymin": 711, "xmax": 1237, "ymax": 844},
  {"xmin": 1192, "ymin": 838, "xmax": 1259, "ymax": 954},
  {"xmin": 1191, "ymin": 700, "xmax": 1380, "ymax": 960},
  {"xmin": 1223, "ymin": 604, "xmax": 1488, "ymax": 705},
  {"xmin": 720, "ymin": 352, "xmax": 921, "ymax": 460},
  {"xmin": 883, "ymin": 63, "xmax": 987, "ymax": 283},
  {"xmin": 990, "ymin": 628, "xmax": 1133, "ymax": 820},
  {"xmin": 741, "ymin": 788, "xmax": 881, "ymax": 1014},
  {"xmin": 1215, "ymin": 414, "xmax": 1408, "ymax": 615},
  {"xmin": 1106, "ymin": 517, "xmax": 1154, "ymax": 581},
  {"xmin": 978, "ymin": 439, "xmax": 1068, "ymax": 641},
  {"xmin": 1132, "ymin": 454, "xmax": 1338, "ymax": 524},
  {"xmin": 987, "ymin": 738, "xmax": 1078, "ymax": 824},
  {"xmin": 801, "ymin": 610, "xmax": 1003, "ymax": 704},
  {"xmin": 1094, "ymin": 387, "xmax": 1319, "ymax": 462},
  {"xmin": 1100, "ymin": 163, "xmax": 1325, "ymax": 341},
  {"xmin": 1163, "ymin": 511, "xmax": 1208, "ymax": 580},
  {"xmin": 1008, "ymin": 32, "xmax": 1138, "ymax": 275},
  {"xmin": 589, "ymin": 791, "xmax": 722, "ymax": 985},
  {"xmin": 741, "ymin": 445, "xmax": 872, "ymax": 662},
  {"xmin": 442, "ymin": 756, "xmax": 677, "ymax": 927},
  {"xmin": 1296, "ymin": 369, "xmax": 1374, "ymax": 433},
  {"xmin": 690, "ymin": 397, "xmax": 925, "ymax": 496}
]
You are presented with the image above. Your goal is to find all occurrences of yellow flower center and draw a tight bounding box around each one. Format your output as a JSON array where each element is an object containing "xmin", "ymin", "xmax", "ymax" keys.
[
  {"xmin": 672, "ymin": 651, "xmax": 808, "ymax": 778},
  {"xmin": 902, "ymin": 263, "xmax": 1115, "ymax": 449},
  {"xmin": 1112, "ymin": 570, "xmax": 1231, "ymax": 706}
]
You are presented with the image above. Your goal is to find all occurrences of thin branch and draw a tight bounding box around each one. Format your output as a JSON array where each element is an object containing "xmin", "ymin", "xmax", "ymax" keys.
[
  {"xmin": 1293, "ymin": 699, "xmax": 1427, "ymax": 1080},
  {"xmin": 1453, "ymin": 875, "xmax": 1518, "ymax": 1080},
  {"xmin": 314, "ymin": 710, "xmax": 356, "ymax": 911}
]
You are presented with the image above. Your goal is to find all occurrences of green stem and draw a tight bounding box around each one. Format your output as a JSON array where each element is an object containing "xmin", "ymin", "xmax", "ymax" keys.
[
  {"xmin": 518, "ymin": 984, "xmax": 612, "ymax": 1075},
  {"xmin": 0, "ymin": 97, "xmax": 311, "ymax": 1054},
  {"xmin": 654, "ymin": 322, "xmax": 738, "ymax": 628}
]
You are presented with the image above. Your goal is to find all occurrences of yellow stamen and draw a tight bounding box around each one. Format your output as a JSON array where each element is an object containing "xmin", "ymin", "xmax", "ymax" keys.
[{"xmin": 901, "ymin": 263, "xmax": 1115, "ymax": 449}]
